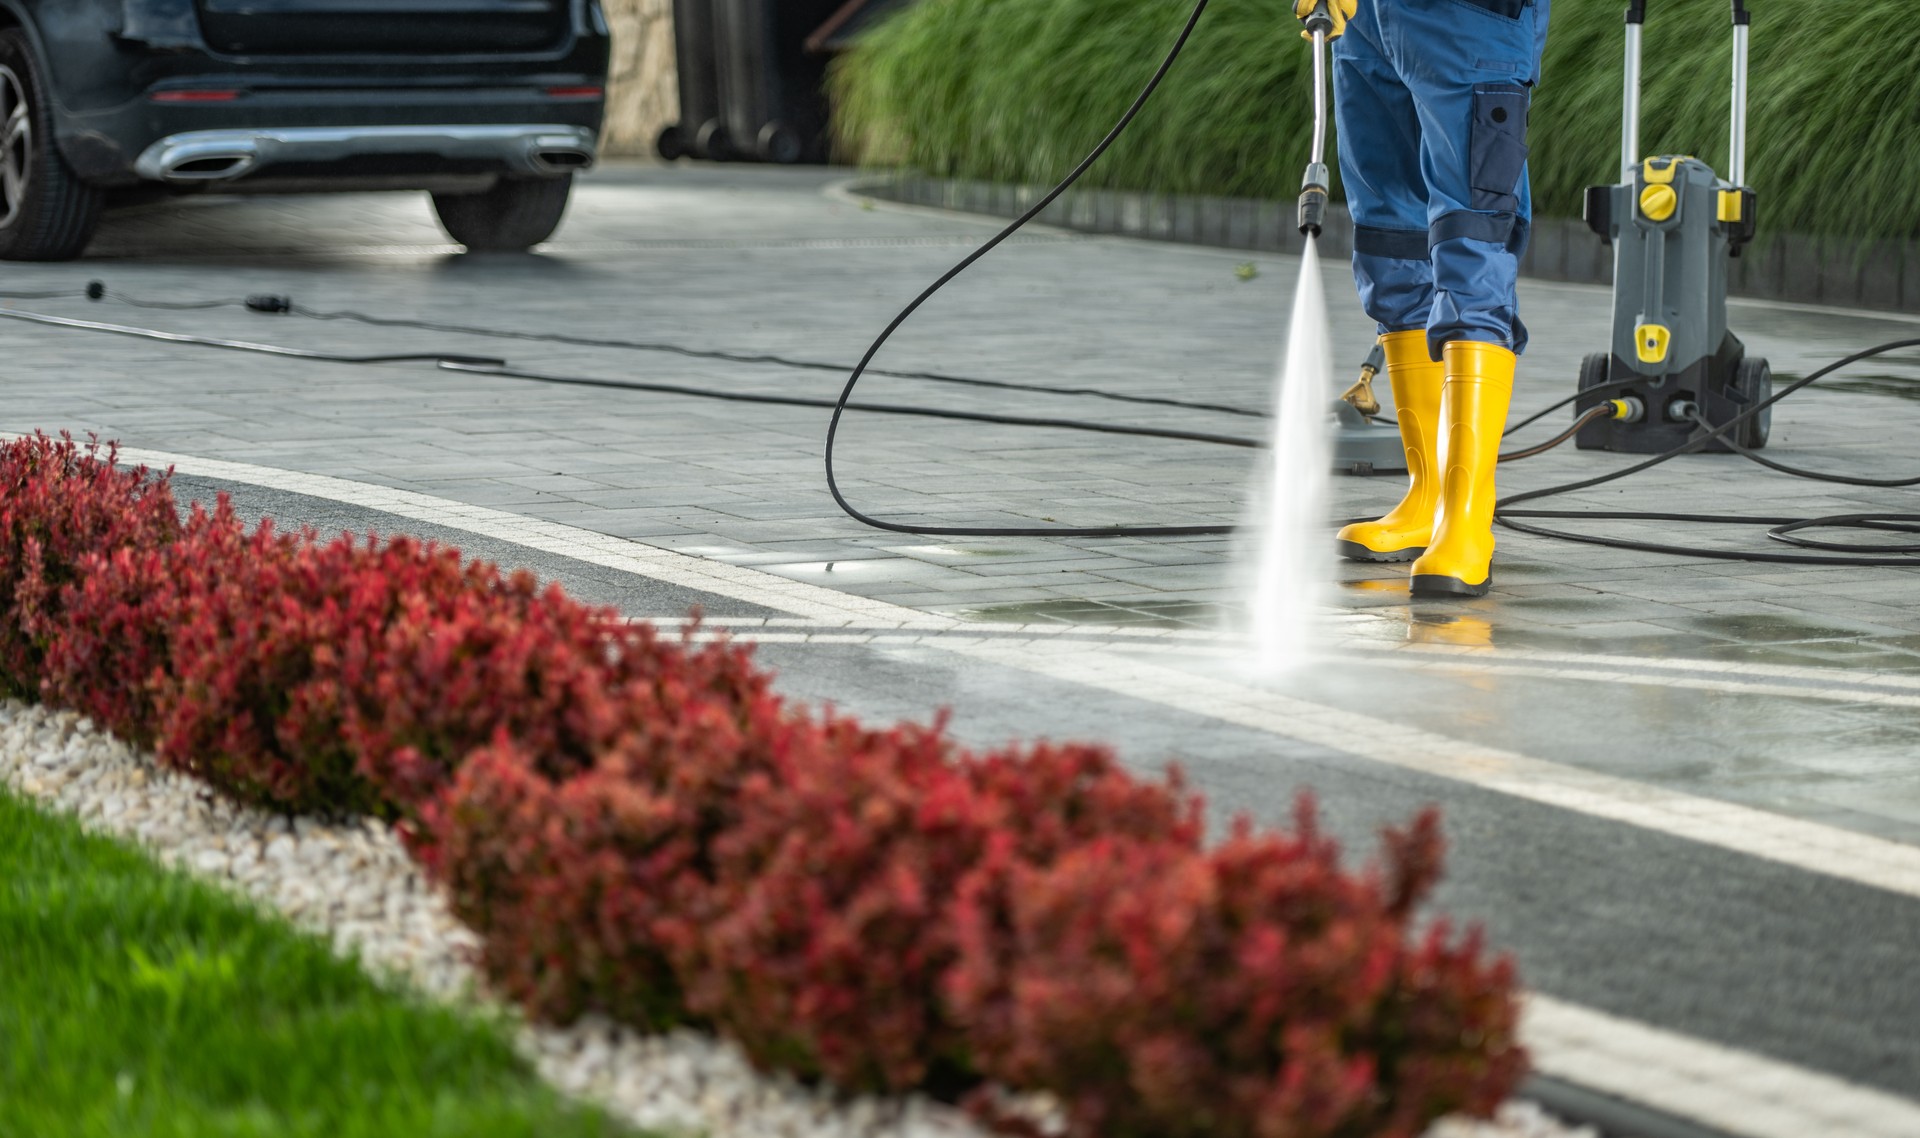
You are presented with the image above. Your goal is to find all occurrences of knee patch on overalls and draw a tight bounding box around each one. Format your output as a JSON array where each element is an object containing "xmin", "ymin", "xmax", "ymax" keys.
[{"xmin": 1468, "ymin": 83, "xmax": 1530, "ymax": 213}]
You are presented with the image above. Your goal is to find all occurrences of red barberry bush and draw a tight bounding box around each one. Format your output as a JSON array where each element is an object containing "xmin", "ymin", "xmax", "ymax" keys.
[
  {"xmin": 423, "ymin": 742, "xmax": 696, "ymax": 1028},
  {"xmin": 0, "ymin": 433, "xmax": 179, "ymax": 698},
  {"xmin": 945, "ymin": 803, "xmax": 1526, "ymax": 1138},
  {"xmin": 349, "ymin": 585, "xmax": 768, "ymax": 818},
  {"xmin": 148, "ymin": 515, "xmax": 773, "ymax": 819},
  {"xmin": 41, "ymin": 499, "xmax": 245, "ymax": 745},
  {"xmin": 144, "ymin": 512, "xmax": 360, "ymax": 810},
  {"xmin": 421, "ymin": 667, "xmax": 798, "ymax": 1030},
  {"xmin": 683, "ymin": 732, "xmax": 1202, "ymax": 1094}
]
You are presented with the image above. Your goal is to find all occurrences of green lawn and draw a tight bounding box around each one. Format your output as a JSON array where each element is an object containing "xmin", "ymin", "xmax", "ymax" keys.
[{"xmin": 0, "ymin": 790, "xmax": 634, "ymax": 1138}]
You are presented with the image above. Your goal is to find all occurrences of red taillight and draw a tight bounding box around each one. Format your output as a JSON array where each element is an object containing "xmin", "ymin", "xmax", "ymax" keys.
[
  {"xmin": 545, "ymin": 86, "xmax": 604, "ymax": 99},
  {"xmin": 151, "ymin": 90, "xmax": 242, "ymax": 103}
]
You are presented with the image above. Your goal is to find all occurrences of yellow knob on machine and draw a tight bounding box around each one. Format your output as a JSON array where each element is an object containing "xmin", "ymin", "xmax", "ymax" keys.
[{"xmin": 1640, "ymin": 183, "xmax": 1678, "ymax": 221}]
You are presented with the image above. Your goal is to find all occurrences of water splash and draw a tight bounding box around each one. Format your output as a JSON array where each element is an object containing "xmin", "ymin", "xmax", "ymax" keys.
[{"xmin": 1245, "ymin": 238, "xmax": 1334, "ymax": 672}]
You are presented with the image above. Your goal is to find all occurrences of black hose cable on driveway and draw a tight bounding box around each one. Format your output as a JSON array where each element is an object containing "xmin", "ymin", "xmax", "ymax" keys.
[
  {"xmin": 0, "ymin": 308, "xmax": 507, "ymax": 368},
  {"xmin": 89, "ymin": 285, "xmax": 1271, "ymax": 420},
  {"xmin": 438, "ymin": 362, "xmax": 1261, "ymax": 449},
  {"xmin": 0, "ymin": 283, "xmax": 1746, "ymax": 545},
  {"xmin": 1496, "ymin": 337, "xmax": 1920, "ymax": 567},
  {"xmin": 820, "ymin": 0, "xmax": 1229, "ymax": 539},
  {"xmin": 29, "ymin": 290, "xmax": 1919, "ymax": 563}
]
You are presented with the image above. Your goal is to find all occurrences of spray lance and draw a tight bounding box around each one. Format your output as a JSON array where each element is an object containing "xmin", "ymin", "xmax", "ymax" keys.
[
  {"xmin": 1288, "ymin": 1, "xmax": 1398, "ymax": 469},
  {"xmin": 1295, "ymin": 0, "xmax": 1336, "ymax": 237}
]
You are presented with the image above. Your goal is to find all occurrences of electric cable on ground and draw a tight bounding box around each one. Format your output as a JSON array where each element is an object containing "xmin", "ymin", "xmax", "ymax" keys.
[
  {"xmin": 0, "ymin": 308, "xmax": 506, "ymax": 368},
  {"xmin": 0, "ymin": 297, "xmax": 1260, "ymax": 447},
  {"xmin": 1496, "ymin": 336, "xmax": 1920, "ymax": 566},
  {"xmin": 83, "ymin": 282, "xmax": 1611, "ymax": 456},
  {"xmin": 87, "ymin": 285, "xmax": 1269, "ymax": 420}
]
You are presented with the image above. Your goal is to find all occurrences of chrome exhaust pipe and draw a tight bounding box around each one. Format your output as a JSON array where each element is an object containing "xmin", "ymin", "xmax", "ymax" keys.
[
  {"xmin": 529, "ymin": 147, "xmax": 594, "ymax": 174},
  {"xmin": 164, "ymin": 153, "xmax": 257, "ymax": 181},
  {"xmin": 135, "ymin": 137, "xmax": 261, "ymax": 183}
]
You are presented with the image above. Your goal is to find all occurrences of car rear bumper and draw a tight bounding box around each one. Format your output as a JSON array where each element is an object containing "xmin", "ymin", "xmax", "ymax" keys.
[{"xmin": 132, "ymin": 122, "xmax": 597, "ymax": 184}]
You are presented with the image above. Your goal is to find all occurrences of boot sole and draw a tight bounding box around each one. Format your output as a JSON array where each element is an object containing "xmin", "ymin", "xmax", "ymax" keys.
[
  {"xmin": 1336, "ymin": 540, "xmax": 1425, "ymax": 564},
  {"xmin": 1410, "ymin": 573, "xmax": 1492, "ymax": 598}
]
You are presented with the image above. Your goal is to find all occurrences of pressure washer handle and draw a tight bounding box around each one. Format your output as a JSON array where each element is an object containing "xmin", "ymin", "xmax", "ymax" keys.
[
  {"xmin": 1730, "ymin": 0, "xmax": 1750, "ymax": 188},
  {"xmin": 1620, "ymin": 3, "xmax": 1644, "ymax": 178},
  {"xmin": 1622, "ymin": 0, "xmax": 1754, "ymax": 186}
]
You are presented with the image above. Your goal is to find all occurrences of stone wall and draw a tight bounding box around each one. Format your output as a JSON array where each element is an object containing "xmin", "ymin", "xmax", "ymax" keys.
[
  {"xmin": 600, "ymin": 0, "xmax": 678, "ymax": 157},
  {"xmin": 863, "ymin": 175, "xmax": 1920, "ymax": 314}
]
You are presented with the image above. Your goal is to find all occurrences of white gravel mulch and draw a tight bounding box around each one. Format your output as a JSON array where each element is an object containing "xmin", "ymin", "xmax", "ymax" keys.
[{"xmin": 0, "ymin": 700, "xmax": 1594, "ymax": 1138}]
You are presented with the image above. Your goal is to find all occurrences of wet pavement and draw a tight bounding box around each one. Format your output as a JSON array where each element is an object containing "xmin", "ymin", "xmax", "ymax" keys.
[{"xmin": 4, "ymin": 162, "xmax": 1920, "ymax": 1135}]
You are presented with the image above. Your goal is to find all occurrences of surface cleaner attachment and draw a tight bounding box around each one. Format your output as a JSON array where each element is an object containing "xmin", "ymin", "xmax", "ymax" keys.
[
  {"xmin": 1576, "ymin": 0, "xmax": 1770, "ymax": 454},
  {"xmin": 1331, "ymin": 341, "xmax": 1407, "ymax": 475}
]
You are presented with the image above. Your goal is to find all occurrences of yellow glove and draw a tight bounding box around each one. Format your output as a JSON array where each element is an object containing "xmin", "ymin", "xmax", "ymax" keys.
[{"xmin": 1293, "ymin": 0, "xmax": 1357, "ymax": 40}]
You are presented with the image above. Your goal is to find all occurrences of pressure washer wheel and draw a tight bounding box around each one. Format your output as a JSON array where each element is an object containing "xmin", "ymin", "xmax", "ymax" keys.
[
  {"xmin": 1574, "ymin": 352, "xmax": 1611, "ymax": 450},
  {"xmin": 1734, "ymin": 355, "xmax": 1772, "ymax": 450}
]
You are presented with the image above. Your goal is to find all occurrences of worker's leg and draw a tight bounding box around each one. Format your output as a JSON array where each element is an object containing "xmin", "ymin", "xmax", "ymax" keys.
[
  {"xmin": 1384, "ymin": 0, "xmax": 1550, "ymax": 595},
  {"xmin": 1333, "ymin": 0, "xmax": 1433, "ymax": 336},
  {"xmin": 1331, "ymin": 2, "xmax": 1444, "ymax": 561}
]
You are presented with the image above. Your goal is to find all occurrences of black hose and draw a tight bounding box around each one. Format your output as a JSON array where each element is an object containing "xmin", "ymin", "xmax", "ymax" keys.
[
  {"xmin": 439, "ymin": 362, "xmax": 1260, "ymax": 449},
  {"xmin": 1503, "ymin": 377, "xmax": 1639, "ymax": 437},
  {"xmin": 1496, "ymin": 337, "xmax": 1920, "ymax": 567},
  {"xmin": 819, "ymin": 0, "xmax": 1234, "ymax": 539},
  {"xmin": 1500, "ymin": 404, "xmax": 1615, "ymax": 463}
]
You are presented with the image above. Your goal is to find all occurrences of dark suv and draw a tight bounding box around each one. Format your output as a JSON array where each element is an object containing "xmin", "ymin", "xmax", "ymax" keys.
[{"xmin": 0, "ymin": 0, "xmax": 609, "ymax": 259}]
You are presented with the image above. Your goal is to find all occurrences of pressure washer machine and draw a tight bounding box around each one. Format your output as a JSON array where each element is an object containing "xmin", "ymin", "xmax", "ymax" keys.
[{"xmin": 1575, "ymin": 0, "xmax": 1769, "ymax": 454}]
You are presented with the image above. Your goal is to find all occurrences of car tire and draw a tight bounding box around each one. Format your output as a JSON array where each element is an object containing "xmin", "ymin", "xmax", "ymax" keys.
[
  {"xmin": 431, "ymin": 174, "xmax": 572, "ymax": 252},
  {"xmin": 0, "ymin": 30, "xmax": 103, "ymax": 262}
]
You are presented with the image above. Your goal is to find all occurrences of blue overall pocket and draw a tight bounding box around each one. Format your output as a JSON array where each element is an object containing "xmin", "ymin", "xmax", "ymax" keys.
[
  {"xmin": 1439, "ymin": 0, "xmax": 1532, "ymax": 19},
  {"xmin": 1469, "ymin": 83, "xmax": 1531, "ymax": 213}
]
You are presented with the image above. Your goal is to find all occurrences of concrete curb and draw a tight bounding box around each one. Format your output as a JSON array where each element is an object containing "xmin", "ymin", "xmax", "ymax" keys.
[
  {"xmin": 853, "ymin": 173, "xmax": 1920, "ymax": 314},
  {"xmin": 1524, "ymin": 1075, "xmax": 1740, "ymax": 1138}
]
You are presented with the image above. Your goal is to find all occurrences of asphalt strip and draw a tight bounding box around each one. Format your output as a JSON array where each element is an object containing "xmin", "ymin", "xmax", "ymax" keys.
[{"xmin": 51, "ymin": 441, "xmax": 1920, "ymax": 1138}]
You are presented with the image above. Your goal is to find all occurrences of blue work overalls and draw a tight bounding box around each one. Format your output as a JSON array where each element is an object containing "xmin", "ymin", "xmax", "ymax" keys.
[{"xmin": 1333, "ymin": 0, "xmax": 1552, "ymax": 359}]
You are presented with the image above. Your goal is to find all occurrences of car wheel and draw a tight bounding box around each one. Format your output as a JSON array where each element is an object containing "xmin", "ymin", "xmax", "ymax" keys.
[
  {"xmin": 0, "ymin": 30, "xmax": 103, "ymax": 262},
  {"xmin": 431, "ymin": 174, "xmax": 572, "ymax": 252}
]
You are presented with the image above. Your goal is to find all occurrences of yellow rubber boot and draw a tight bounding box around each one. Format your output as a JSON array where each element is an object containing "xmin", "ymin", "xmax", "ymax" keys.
[
  {"xmin": 1410, "ymin": 341, "xmax": 1516, "ymax": 598},
  {"xmin": 1334, "ymin": 330, "xmax": 1444, "ymax": 563}
]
